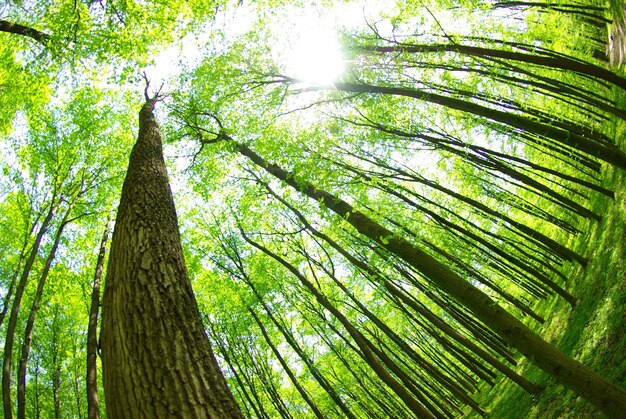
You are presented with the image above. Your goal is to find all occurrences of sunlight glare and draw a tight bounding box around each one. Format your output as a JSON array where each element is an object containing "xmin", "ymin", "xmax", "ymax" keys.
[{"xmin": 283, "ymin": 15, "xmax": 345, "ymax": 86}]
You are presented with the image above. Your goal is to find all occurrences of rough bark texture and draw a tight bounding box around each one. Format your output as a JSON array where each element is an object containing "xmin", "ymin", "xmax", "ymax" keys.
[
  {"xmin": 86, "ymin": 220, "xmax": 112, "ymax": 419},
  {"xmin": 100, "ymin": 100, "xmax": 242, "ymax": 418}
]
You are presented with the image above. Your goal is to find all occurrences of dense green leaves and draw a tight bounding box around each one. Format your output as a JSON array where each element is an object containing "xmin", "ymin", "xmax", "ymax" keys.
[{"xmin": 2, "ymin": 0, "xmax": 626, "ymax": 417}]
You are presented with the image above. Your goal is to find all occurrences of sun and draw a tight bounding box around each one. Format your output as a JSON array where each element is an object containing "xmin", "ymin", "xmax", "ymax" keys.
[{"xmin": 277, "ymin": 12, "xmax": 345, "ymax": 86}]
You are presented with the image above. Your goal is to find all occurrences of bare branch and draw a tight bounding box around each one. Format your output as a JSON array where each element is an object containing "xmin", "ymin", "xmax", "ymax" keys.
[{"xmin": 142, "ymin": 72, "xmax": 151, "ymax": 101}]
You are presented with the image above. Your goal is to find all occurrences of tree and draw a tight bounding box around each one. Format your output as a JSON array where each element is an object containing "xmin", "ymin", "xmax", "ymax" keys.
[
  {"xmin": 180, "ymin": 127, "xmax": 626, "ymax": 416},
  {"xmin": 86, "ymin": 219, "xmax": 112, "ymax": 419},
  {"xmin": 2, "ymin": 198, "xmax": 56, "ymax": 419},
  {"xmin": 99, "ymin": 86, "xmax": 242, "ymax": 418},
  {"xmin": 2, "ymin": 1, "xmax": 626, "ymax": 417}
]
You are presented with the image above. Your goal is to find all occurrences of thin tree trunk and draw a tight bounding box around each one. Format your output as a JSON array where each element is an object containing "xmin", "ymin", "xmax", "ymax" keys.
[
  {"xmin": 73, "ymin": 345, "xmax": 84, "ymax": 419},
  {"xmin": 33, "ymin": 361, "xmax": 40, "ymax": 419},
  {"xmin": 2, "ymin": 203, "xmax": 56, "ymax": 419},
  {"xmin": 52, "ymin": 329, "xmax": 61, "ymax": 419},
  {"xmin": 0, "ymin": 240, "xmax": 30, "ymax": 330},
  {"xmin": 86, "ymin": 219, "xmax": 112, "ymax": 419},
  {"xmin": 100, "ymin": 96, "xmax": 242, "ymax": 418},
  {"xmin": 206, "ymin": 322, "xmax": 266, "ymax": 419},
  {"xmin": 356, "ymin": 42, "xmax": 626, "ymax": 89},
  {"xmin": 240, "ymin": 230, "xmax": 437, "ymax": 419},
  {"xmin": 0, "ymin": 214, "xmax": 40, "ymax": 330},
  {"xmin": 319, "ymin": 260, "xmax": 487, "ymax": 415},
  {"xmin": 241, "ymin": 274, "xmax": 357, "ymax": 419},
  {"xmin": 336, "ymin": 141, "xmax": 592, "ymax": 262},
  {"xmin": 322, "ymin": 81, "xmax": 626, "ymax": 170},
  {"xmin": 232, "ymin": 139, "xmax": 626, "ymax": 417},
  {"xmin": 17, "ymin": 198, "xmax": 79, "ymax": 419},
  {"xmin": 267, "ymin": 182, "xmax": 541, "ymax": 393},
  {"xmin": 248, "ymin": 308, "xmax": 326, "ymax": 419}
]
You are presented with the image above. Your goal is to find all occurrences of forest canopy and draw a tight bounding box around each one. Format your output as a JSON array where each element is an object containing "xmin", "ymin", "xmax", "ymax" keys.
[{"xmin": 1, "ymin": 0, "xmax": 626, "ymax": 418}]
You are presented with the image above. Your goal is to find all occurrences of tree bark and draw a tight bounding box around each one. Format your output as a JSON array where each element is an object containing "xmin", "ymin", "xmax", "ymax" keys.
[
  {"xmin": 100, "ymin": 98, "xmax": 242, "ymax": 418},
  {"xmin": 86, "ymin": 219, "xmax": 112, "ymax": 419},
  {"xmin": 0, "ymin": 20, "xmax": 49, "ymax": 45}
]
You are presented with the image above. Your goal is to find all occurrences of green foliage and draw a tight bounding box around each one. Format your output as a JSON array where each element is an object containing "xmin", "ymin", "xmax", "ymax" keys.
[{"xmin": 1, "ymin": 0, "xmax": 626, "ymax": 417}]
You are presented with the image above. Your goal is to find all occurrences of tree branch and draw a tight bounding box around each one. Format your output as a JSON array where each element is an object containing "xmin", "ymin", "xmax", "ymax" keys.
[{"xmin": 0, "ymin": 20, "xmax": 50, "ymax": 45}]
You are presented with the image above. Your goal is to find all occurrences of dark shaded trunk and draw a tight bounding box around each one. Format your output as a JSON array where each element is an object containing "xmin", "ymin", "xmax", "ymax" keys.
[
  {"xmin": 100, "ymin": 98, "xmax": 242, "ymax": 418},
  {"xmin": 0, "ymin": 20, "xmax": 50, "ymax": 44},
  {"xmin": 2, "ymin": 204, "xmax": 55, "ymax": 419},
  {"xmin": 373, "ymin": 180, "xmax": 579, "ymax": 306},
  {"xmin": 86, "ymin": 220, "xmax": 112, "ymax": 419},
  {"xmin": 318, "ymin": 260, "xmax": 487, "ymax": 416},
  {"xmin": 263, "ymin": 181, "xmax": 541, "ymax": 394},
  {"xmin": 356, "ymin": 42, "xmax": 625, "ymax": 89},
  {"xmin": 232, "ymin": 140, "xmax": 626, "ymax": 417},
  {"xmin": 325, "ymin": 81, "xmax": 626, "ymax": 170},
  {"xmin": 17, "ymin": 201, "xmax": 76, "ymax": 419}
]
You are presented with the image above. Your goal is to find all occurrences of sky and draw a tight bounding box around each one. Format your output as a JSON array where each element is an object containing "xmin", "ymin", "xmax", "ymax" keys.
[{"xmin": 148, "ymin": 1, "xmax": 396, "ymax": 88}]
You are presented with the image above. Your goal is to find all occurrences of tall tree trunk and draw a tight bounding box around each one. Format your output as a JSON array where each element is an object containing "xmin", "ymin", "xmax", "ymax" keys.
[
  {"xmin": 231, "ymin": 139, "xmax": 626, "ymax": 417},
  {"xmin": 247, "ymin": 308, "xmax": 326, "ymax": 419},
  {"xmin": 73, "ymin": 342, "xmax": 84, "ymax": 419},
  {"xmin": 2, "ymin": 203, "xmax": 56, "ymax": 419},
  {"xmin": 356, "ymin": 42, "xmax": 626, "ymax": 89},
  {"xmin": 86, "ymin": 219, "xmax": 112, "ymax": 419},
  {"xmin": 264, "ymin": 181, "xmax": 542, "ymax": 394},
  {"xmin": 0, "ymin": 217, "xmax": 38, "ymax": 329},
  {"xmin": 100, "ymin": 96, "xmax": 242, "ymax": 418},
  {"xmin": 17, "ymin": 198, "xmax": 78, "ymax": 419},
  {"xmin": 33, "ymin": 360, "xmax": 40, "ymax": 419},
  {"xmin": 52, "ymin": 319, "xmax": 61, "ymax": 419},
  {"xmin": 240, "ymin": 230, "xmax": 437, "ymax": 419},
  {"xmin": 320, "ymin": 81, "xmax": 626, "ymax": 170},
  {"xmin": 251, "ymin": 286, "xmax": 357, "ymax": 419}
]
